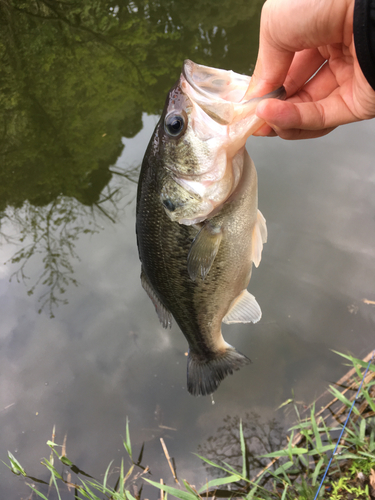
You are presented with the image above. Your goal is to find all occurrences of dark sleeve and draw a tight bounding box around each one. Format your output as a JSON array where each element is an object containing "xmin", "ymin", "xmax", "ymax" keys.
[{"xmin": 354, "ymin": 0, "xmax": 375, "ymax": 91}]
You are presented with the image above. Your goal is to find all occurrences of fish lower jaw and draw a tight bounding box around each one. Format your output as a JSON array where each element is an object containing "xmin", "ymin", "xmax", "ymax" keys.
[
  {"xmin": 177, "ymin": 201, "xmax": 215, "ymax": 225},
  {"xmin": 178, "ymin": 214, "xmax": 209, "ymax": 225}
]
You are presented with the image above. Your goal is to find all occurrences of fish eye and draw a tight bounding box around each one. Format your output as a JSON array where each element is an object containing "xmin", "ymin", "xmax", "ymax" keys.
[{"xmin": 164, "ymin": 111, "xmax": 187, "ymax": 138}]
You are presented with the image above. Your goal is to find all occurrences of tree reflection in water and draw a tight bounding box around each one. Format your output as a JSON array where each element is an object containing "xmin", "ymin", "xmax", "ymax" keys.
[
  {"xmin": 198, "ymin": 413, "xmax": 287, "ymax": 484},
  {"xmin": 0, "ymin": 0, "xmax": 264, "ymax": 316},
  {"xmin": 1, "ymin": 172, "xmax": 136, "ymax": 317}
]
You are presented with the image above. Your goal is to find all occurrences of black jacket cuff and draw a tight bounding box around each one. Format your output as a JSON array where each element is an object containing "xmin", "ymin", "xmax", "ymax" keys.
[{"xmin": 354, "ymin": 0, "xmax": 375, "ymax": 91}]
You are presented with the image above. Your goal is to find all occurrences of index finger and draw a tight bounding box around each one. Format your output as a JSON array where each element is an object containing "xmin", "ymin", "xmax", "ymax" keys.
[{"xmin": 247, "ymin": 0, "xmax": 352, "ymax": 97}]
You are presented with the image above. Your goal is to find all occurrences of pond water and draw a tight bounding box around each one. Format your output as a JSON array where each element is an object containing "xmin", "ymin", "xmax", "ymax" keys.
[{"xmin": 0, "ymin": 1, "xmax": 374, "ymax": 498}]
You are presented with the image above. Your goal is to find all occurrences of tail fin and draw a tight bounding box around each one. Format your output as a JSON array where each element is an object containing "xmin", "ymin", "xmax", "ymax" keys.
[{"xmin": 187, "ymin": 347, "xmax": 250, "ymax": 396}]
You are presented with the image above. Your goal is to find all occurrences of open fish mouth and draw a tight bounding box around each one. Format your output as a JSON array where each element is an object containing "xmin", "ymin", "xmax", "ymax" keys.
[
  {"xmin": 182, "ymin": 59, "xmax": 286, "ymax": 125},
  {"xmin": 182, "ymin": 59, "xmax": 252, "ymax": 103}
]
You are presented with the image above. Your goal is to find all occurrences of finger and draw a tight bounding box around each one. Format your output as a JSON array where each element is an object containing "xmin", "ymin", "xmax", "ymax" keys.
[
  {"xmin": 253, "ymin": 123, "xmax": 277, "ymax": 137},
  {"xmin": 249, "ymin": 49, "xmax": 329, "ymax": 130},
  {"xmin": 247, "ymin": 61, "xmax": 293, "ymax": 98},
  {"xmin": 253, "ymin": 115, "xmax": 336, "ymax": 139},
  {"xmin": 247, "ymin": 42, "xmax": 326, "ymax": 100},
  {"xmin": 245, "ymin": 4, "xmax": 294, "ymax": 97},
  {"xmin": 252, "ymin": 118, "xmax": 335, "ymax": 139},
  {"xmin": 256, "ymin": 93, "xmax": 358, "ymax": 131},
  {"xmin": 290, "ymin": 61, "xmax": 341, "ymax": 102},
  {"xmin": 246, "ymin": 49, "xmax": 294, "ymax": 98},
  {"xmin": 254, "ymin": 54, "xmax": 341, "ymax": 109},
  {"xmin": 248, "ymin": 0, "xmax": 353, "ymax": 98},
  {"xmin": 274, "ymin": 126, "xmax": 337, "ymax": 140},
  {"xmin": 283, "ymin": 49, "xmax": 328, "ymax": 96}
]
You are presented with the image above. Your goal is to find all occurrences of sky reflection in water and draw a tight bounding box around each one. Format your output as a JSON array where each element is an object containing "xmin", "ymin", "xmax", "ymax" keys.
[
  {"xmin": 1, "ymin": 114, "xmax": 374, "ymax": 499},
  {"xmin": 0, "ymin": 1, "xmax": 374, "ymax": 498}
]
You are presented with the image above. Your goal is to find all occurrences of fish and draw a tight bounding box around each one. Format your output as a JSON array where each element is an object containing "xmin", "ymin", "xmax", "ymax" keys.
[{"xmin": 136, "ymin": 60, "xmax": 285, "ymax": 396}]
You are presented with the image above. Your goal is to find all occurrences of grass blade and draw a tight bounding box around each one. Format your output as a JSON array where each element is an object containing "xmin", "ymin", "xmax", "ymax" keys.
[
  {"xmin": 361, "ymin": 389, "xmax": 375, "ymax": 412},
  {"xmin": 194, "ymin": 453, "xmax": 239, "ymax": 476},
  {"xmin": 281, "ymin": 483, "xmax": 289, "ymax": 500},
  {"xmin": 239, "ymin": 419, "xmax": 247, "ymax": 478},
  {"xmin": 332, "ymin": 351, "xmax": 375, "ymax": 372},
  {"xmin": 197, "ymin": 474, "xmax": 241, "ymax": 493},
  {"xmin": 6, "ymin": 452, "xmax": 26, "ymax": 476},
  {"xmin": 310, "ymin": 405, "xmax": 323, "ymax": 451},
  {"xmin": 260, "ymin": 447, "xmax": 308, "ymax": 458},
  {"xmin": 183, "ymin": 480, "xmax": 199, "ymax": 496},
  {"xmin": 124, "ymin": 417, "xmax": 132, "ymax": 459},
  {"xmin": 312, "ymin": 457, "xmax": 325, "ymax": 486},
  {"xmin": 273, "ymin": 460, "xmax": 295, "ymax": 476},
  {"xmin": 28, "ymin": 486, "xmax": 49, "ymax": 500},
  {"xmin": 144, "ymin": 478, "xmax": 198, "ymax": 500},
  {"xmin": 328, "ymin": 385, "xmax": 360, "ymax": 416},
  {"xmin": 126, "ymin": 490, "xmax": 139, "ymax": 500}
]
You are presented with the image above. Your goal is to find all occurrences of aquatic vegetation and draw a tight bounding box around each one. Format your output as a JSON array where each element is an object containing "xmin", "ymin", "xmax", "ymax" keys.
[{"xmin": 5, "ymin": 351, "xmax": 375, "ymax": 499}]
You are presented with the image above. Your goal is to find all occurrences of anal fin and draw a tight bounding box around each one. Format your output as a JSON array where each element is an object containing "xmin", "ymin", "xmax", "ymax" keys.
[
  {"xmin": 222, "ymin": 289, "xmax": 261, "ymax": 324},
  {"xmin": 141, "ymin": 268, "xmax": 172, "ymax": 329}
]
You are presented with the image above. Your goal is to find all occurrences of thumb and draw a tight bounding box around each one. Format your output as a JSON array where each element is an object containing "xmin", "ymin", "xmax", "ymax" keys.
[{"xmin": 256, "ymin": 95, "xmax": 357, "ymax": 131}]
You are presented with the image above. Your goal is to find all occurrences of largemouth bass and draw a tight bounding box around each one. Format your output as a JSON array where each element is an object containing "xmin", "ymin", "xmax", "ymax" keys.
[{"xmin": 136, "ymin": 60, "xmax": 285, "ymax": 396}]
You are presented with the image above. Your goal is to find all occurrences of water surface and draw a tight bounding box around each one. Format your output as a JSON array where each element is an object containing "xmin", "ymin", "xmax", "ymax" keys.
[{"xmin": 0, "ymin": 1, "xmax": 374, "ymax": 498}]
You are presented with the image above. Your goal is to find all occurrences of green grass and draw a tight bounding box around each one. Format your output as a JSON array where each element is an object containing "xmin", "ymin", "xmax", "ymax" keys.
[{"xmin": 5, "ymin": 352, "xmax": 375, "ymax": 500}]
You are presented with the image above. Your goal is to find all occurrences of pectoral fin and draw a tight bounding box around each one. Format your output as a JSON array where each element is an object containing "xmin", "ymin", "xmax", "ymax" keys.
[
  {"xmin": 223, "ymin": 289, "xmax": 262, "ymax": 324},
  {"xmin": 141, "ymin": 268, "xmax": 172, "ymax": 328},
  {"xmin": 251, "ymin": 209, "xmax": 268, "ymax": 268},
  {"xmin": 187, "ymin": 222, "xmax": 223, "ymax": 281}
]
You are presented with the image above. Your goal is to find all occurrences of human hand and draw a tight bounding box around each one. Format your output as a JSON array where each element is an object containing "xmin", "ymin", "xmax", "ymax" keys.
[{"xmin": 247, "ymin": 0, "xmax": 375, "ymax": 139}]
